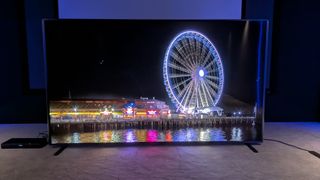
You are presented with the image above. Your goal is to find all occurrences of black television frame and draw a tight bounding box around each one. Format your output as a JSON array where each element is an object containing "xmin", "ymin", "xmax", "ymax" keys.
[{"xmin": 43, "ymin": 19, "xmax": 269, "ymax": 146}]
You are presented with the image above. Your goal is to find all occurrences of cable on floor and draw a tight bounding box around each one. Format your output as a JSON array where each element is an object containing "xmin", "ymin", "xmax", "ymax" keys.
[{"xmin": 264, "ymin": 138, "xmax": 320, "ymax": 159}]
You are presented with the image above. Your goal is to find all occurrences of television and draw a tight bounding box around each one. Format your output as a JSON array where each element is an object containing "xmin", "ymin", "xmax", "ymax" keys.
[{"xmin": 43, "ymin": 20, "xmax": 268, "ymax": 145}]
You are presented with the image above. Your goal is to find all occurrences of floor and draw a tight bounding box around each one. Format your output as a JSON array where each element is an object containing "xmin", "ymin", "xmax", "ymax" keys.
[{"xmin": 0, "ymin": 123, "xmax": 320, "ymax": 180}]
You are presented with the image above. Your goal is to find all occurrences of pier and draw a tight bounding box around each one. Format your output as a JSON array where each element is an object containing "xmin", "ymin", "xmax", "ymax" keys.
[{"xmin": 51, "ymin": 117, "xmax": 256, "ymax": 133}]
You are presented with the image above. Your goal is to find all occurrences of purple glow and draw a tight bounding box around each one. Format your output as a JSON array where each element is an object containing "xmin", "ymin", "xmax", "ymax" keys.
[{"xmin": 126, "ymin": 130, "xmax": 134, "ymax": 142}]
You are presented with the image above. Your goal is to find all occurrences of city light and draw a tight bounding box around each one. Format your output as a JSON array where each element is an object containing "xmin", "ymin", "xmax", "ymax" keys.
[
  {"xmin": 50, "ymin": 112, "xmax": 101, "ymax": 116},
  {"xmin": 126, "ymin": 107, "xmax": 133, "ymax": 115},
  {"xmin": 102, "ymin": 108, "xmax": 110, "ymax": 115},
  {"xmin": 147, "ymin": 110, "xmax": 157, "ymax": 115},
  {"xmin": 136, "ymin": 112, "xmax": 147, "ymax": 115},
  {"xmin": 199, "ymin": 69, "xmax": 204, "ymax": 77}
]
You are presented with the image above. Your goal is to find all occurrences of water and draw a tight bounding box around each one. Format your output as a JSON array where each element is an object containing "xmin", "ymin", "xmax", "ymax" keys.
[{"xmin": 51, "ymin": 126, "xmax": 259, "ymax": 144}]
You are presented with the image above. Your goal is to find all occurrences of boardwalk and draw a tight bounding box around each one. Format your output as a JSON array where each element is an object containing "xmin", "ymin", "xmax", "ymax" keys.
[{"xmin": 51, "ymin": 117, "xmax": 256, "ymax": 133}]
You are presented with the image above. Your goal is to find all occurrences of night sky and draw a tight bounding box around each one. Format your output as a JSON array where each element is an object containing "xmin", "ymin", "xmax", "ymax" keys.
[{"xmin": 45, "ymin": 20, "xmax": 267, "ymax": 106}]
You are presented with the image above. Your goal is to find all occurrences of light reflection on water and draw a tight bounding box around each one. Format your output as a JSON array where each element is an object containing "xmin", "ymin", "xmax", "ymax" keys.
[{"xmin": 52, "ymin": 127, "xmax": 257, "ymax": 144}]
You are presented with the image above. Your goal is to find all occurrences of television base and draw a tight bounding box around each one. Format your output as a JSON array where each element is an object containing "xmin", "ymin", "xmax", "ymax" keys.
[
  {"xmin": 245, "ymin": 143, "xmax": 258, "ymax": 153},
  {"xmin": 54, "ymin": 145, "xmax": 68, "ymax": 156}
]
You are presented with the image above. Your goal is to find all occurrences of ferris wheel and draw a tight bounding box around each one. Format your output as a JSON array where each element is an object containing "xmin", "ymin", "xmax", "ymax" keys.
[{"xmin": 163, "ymin": 31, "xmax": 224, "ymax": 114}]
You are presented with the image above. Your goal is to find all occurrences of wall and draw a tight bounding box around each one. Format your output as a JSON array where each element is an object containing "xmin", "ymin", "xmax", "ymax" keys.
[
  {"xmin": 265, "ymin": 0, "xmax": 320, "ymax": 121},
  {"xmin": 25, "ymin": 0, "xmax": 56, "ymax": 89},
  {"xmin": 58, "ymin": 0, "xmax": 242, "ymax": 19},
  {"xmin": 1, "ymin": 0, "xmax": 320, "ymax": 123},
  {"xmin": 0, "ymin": 0, "xmax": 46, "ymax": 123},
  {"xmin": 243, "ymin": 0, "xmax": 274, "ymax": 90}
]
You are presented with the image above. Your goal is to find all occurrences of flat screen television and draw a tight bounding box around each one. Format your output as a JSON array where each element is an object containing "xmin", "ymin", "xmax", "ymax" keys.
[{"xmin": 43, "ymin": 20, "xmax": 268, "ymax": 145}]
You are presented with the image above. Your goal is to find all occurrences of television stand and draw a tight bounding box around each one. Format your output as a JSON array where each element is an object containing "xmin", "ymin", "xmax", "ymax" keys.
[
  {"xmin": 245, "ymin": 143, "xmax": 258, "ymax": 153},
  {"xmin": 54, "ymin": 145, "xmax": 68, "ymax": 156}
]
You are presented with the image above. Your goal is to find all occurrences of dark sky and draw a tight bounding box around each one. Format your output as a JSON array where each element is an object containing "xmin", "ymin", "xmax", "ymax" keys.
[{"xmin": 45, "ymin": 20, "xmax": 267, "ymax": 106}]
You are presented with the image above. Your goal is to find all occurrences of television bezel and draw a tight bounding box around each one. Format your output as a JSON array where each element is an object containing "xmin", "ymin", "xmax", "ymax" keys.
[{"xmin": 43, "ymin": 19, "xmax": 268, "ymax": 145}]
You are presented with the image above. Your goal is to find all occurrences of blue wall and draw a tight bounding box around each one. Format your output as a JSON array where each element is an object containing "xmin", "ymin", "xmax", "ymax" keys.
[
  {"xmin": 25, "ymin": 0, "xmax": 56, "ymax": 89},
  {"xmin": 244, "ymin": 0, "xmax": 274, "ymax": 90},
  {"xmin": 265, "ymin": 0, "xmax": 320, "ymax": 121},
  {"xmin": 0, "ymin": 0, "xmax": 47, "ymax": 123},
  {"xmin": 58, "ymin": 0, "xmax": 242, "ymax": 19},
  {"xmin": 1, "ymin": 0, "xmax": 320, "ymax": 123}
]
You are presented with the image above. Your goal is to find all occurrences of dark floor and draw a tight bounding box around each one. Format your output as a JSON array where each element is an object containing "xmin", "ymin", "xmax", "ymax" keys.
[{"xmin": 0, "ymin": 123, "xmax": 320, "ymax": 180}]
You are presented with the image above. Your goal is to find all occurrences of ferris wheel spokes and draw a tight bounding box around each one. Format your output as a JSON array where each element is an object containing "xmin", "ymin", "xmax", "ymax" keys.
[
  {"xmin": 167, "ymin": 62, "xmax": 191, "ymax": 74},
  {"xmin": 206, "ymin": 75, "xmax": 219, "ymax": 81},
  {"xmin": 172, "ymin": 78, "xmax": 192, "ymax": 90},
  {"xmin": 170, "ymin": 51, "xmax": 193, "ymax": 72}
]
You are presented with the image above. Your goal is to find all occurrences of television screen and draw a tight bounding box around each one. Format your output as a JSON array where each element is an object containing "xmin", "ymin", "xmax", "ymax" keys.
[{"xmin": 44, "ymin": 20, "xmax": 267, "ymax": 144}]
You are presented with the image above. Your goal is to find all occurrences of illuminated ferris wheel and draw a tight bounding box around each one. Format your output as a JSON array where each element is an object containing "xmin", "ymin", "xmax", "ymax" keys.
[{"xmin": 163, "ymin": 31, "xmax": 224, "ymax": 114}]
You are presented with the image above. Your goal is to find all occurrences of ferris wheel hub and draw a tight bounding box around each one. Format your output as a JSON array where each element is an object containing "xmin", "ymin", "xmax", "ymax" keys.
[{"xmin": 198, "ymin": 69, "xmax": 205, "ymax": 77}]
